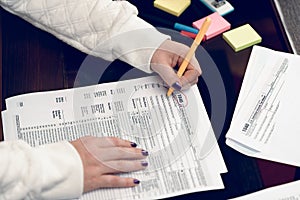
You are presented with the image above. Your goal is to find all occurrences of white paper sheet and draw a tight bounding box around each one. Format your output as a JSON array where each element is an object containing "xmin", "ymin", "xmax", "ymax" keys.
[
  {"xmin": 2, "ymin": 76, "xmax": 227, "ymax": 199},
  {"xmin": 226, "ymin": 45, "xmax": 300, "ymax": 167},
  {"xmin": 229, "ymin": 180, "xmax": 300, "ymax": 200}
]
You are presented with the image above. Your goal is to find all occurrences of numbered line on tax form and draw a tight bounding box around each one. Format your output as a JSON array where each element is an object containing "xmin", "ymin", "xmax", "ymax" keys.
[{"xmin": 240, "ymin": 58, "xmax": 289, "ymax": 151}]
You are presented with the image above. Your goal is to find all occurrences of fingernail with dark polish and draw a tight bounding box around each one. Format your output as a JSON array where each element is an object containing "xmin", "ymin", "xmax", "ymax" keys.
[
  {"xmin": 141, "ymin": 150, "xmax": 149, "ymax": 156},
  {"xmin": 141, "ymin": 161, "xmax": 148, "ymax": 167},
  {"xmin": 133, "ymin": 179, "xmax": 140, "ymax": 184},
  {"xmin": 172, "ymin": 82, "xmax": 182, "ymax": 91},
  {"xmin": 130, "ymin": 142, "xmax": 137, "ymax": 147}
]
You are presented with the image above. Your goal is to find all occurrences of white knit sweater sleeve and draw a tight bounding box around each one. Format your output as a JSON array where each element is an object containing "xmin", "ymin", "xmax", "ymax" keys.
[
  {"xmin": 0, "ymin": 0, "xmax": 169, "ymax": 73},
  {"xmin": 0, "ymin": 140, "xmax": 83, "ymax": 200}
]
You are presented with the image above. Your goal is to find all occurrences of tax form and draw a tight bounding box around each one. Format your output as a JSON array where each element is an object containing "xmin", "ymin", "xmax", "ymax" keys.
[
  {"xmin": 2, "ymin": 76, "xmax": 227, "ymax": 199},
  {"xmin": 229, "ymin": 180, "xmax": 300, "ymax": 200},
  {"xmin": 226, "ymin": 45, "xmax": 300, "ymax": 167}
]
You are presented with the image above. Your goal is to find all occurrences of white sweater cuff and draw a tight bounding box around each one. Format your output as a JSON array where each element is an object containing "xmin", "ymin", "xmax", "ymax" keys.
[
  {"xmin": 37, "ymin": 141, "xmax": 84, "ymax": 199},
  {"xmin": 0, "ymin": 140, "xmax": 83, "ymax": 199},
  {"xmin": 108, "ymin": 29, "xmax": 170, "ymax": 73}
]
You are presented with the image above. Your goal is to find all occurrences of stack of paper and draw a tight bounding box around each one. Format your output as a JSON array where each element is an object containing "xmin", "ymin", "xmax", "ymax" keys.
[
  {"xmin": 229, "ymin": 180, "xmax": 300, "ymax": 200},
  {"xmin": 2, "ymin": 76, "xmax": 227, "ymax": 199},
  {"xmin": 226, "ymin": 45, "xmax": 300, "ymax": 167}
]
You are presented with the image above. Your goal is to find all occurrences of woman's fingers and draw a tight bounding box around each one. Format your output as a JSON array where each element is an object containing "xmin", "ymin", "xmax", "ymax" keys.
[
  {"xmin": 150, "ymin": 40, "xmax": 202, "ymax": 91},
  {"xmin": 72, "ymin": 136, "xmax": 149, "ymax": 193},
  {"xmin": 79, "ymin": 136, "xmax": 148, "ymax": 162},
  {"xmin": 90, "ymin": 147, "xmax": 149, "ymax": 162},
  {"xmin": 80, "ymin": 136, "xmax": 136, "ymax": 148},
  {"xmin": 100, "ymin": 160, "xmax": 149, "ymax": 174},
  {"xmin": 151, "ymin": 63, "xmax": 181, "ymax": 88},
  {"xmin": 86, "ymin": 175, "xmax": 140, "ymax": 192},
  {"xmin": 179, "ymin": 67, "xmax": 200, "ymax": 90}
]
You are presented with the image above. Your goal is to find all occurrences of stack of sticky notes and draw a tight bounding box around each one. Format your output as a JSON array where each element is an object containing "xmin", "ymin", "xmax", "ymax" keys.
[
  {"xmin": 192, "ymin": 12, "xmax": 231, "ymax": 40},
  {"xmin": 222, "ymin": 24, "xmax": 262, "ymax": 52},
  {"xmin": 154, "ymin": 0, "xmax": 191, "ymax": 17}
]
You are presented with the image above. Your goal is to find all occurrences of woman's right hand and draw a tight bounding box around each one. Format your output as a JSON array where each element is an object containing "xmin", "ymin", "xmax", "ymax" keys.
[{"xmin": 151, "ymin": 39, "xmax": 202, "ymax": 91}]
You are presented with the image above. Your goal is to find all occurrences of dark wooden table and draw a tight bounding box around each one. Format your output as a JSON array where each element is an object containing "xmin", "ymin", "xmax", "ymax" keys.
[{"xmin": 0, "ymin": 0, "xmax": 298, "ymax": 199}]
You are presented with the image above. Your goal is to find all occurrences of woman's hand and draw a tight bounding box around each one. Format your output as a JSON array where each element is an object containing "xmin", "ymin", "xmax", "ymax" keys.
[
  {"xmin": 71, "ymin": 136, "xmax": 148, "ymax": 193},
  {"xmin": 151, "ymin": 39, "xmax": 202, "ymax": 91}
]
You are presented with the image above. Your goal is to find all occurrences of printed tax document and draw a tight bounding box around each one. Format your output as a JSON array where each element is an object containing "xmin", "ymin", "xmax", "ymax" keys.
[
  {"xmin": 229, "ymin": 180, "xmax": 300, "ymax": 200},
  {"xmin": 226, "ymin": 45, "xmax": 300, "ymax": 167},
  {"xmin": 2, "ymin": 76, "xmax": 227, "ymax": 199}
]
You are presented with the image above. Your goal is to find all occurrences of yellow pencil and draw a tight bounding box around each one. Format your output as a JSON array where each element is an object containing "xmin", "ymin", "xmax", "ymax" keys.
[{"xmin": 167, "ymin": 17, "xmax": 211, "ymax": 96}]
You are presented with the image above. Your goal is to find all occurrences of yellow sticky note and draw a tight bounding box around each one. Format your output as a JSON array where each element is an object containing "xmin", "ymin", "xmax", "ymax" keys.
[
  {"xmin": 154, "ymin": 0, "xmax": 191, "ymax": 17},
  {"xmin": 222, "ymin": 24, "xmax": 262, "ymax": 52}
]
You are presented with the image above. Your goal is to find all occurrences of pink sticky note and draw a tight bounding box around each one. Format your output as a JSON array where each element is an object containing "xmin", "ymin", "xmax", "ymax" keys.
[{"xmin": 193, "ymin": 12, "xmax": 231, "ymax": 40}]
